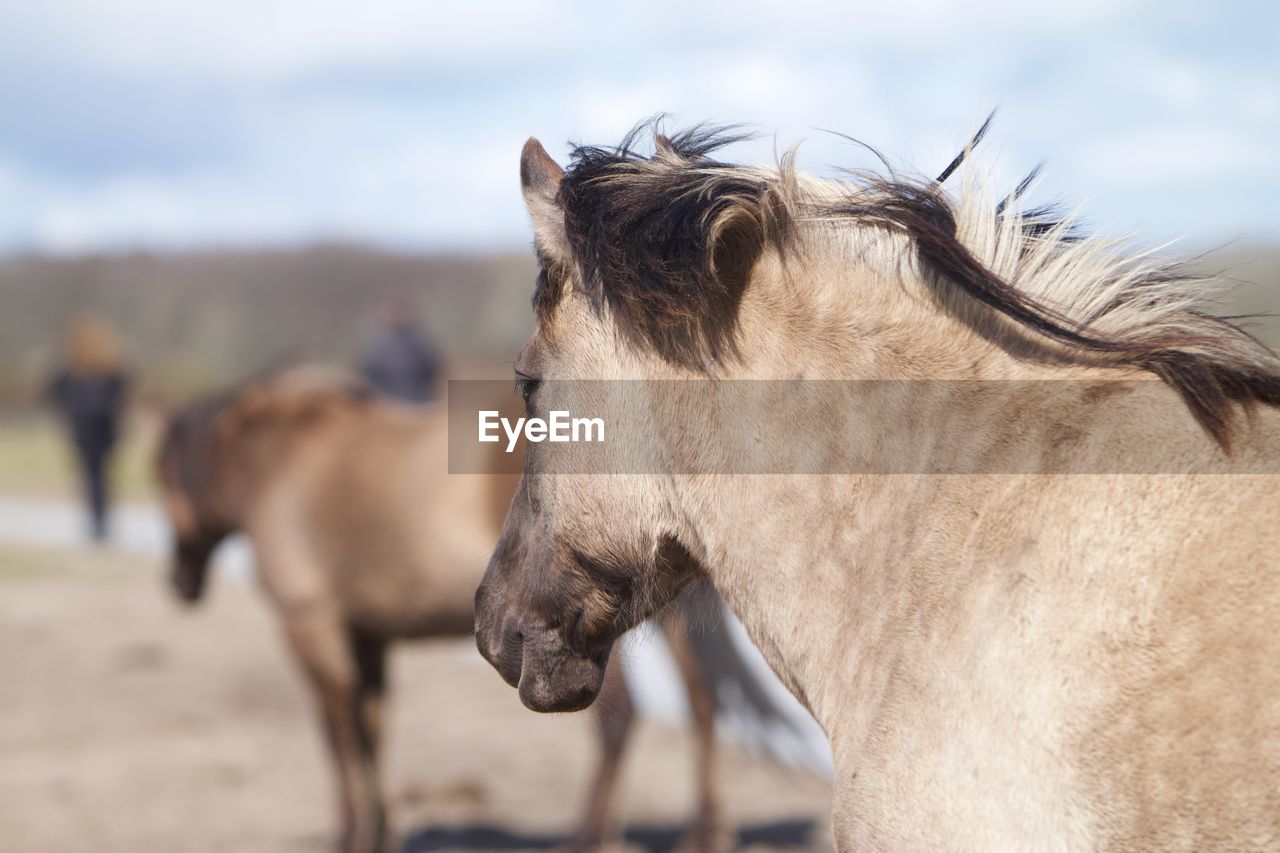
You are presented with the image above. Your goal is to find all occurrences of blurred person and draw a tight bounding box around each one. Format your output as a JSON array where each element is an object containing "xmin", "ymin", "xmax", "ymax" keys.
[
  {"xmin": 47, "ymin": 313, "xmax": 129, "ymax": 542},
  {"xmin": 359, "ymin": 294, "xmax": 441, "ymax": 403}
]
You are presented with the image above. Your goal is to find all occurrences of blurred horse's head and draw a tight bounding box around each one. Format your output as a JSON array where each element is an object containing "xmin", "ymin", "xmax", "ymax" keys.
[
  {"xmin": 155, "ymin": 397, "xmax": 234, "ymax": 604},
  {"xmin": 155, "ymin": 367, "xmax": 372, "ymax": 604}
]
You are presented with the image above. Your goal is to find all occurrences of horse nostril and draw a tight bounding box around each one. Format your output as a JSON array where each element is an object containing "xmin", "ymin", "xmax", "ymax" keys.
[
  {"xmin": 485, "ymin": 619, "xmax": 525, "ymax": 688},
  {"xmin": 501, "ymin": 622, "xmax": 524, "ymax": 659}
]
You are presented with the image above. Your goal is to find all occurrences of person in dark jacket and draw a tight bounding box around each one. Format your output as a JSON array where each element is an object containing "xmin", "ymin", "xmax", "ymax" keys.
[
  {"xmin": 48, "ymin": 313, "xmax": 129, "ymax": 542},
  {"xmin": 359, "ymin": 295, "xmax": 441, "ymax": 403}
]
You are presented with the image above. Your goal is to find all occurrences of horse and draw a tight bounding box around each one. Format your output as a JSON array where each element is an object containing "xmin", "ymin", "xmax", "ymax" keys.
[
  {"xmin": 155, "ymin": 366, "xmax": 791, "ymax": 853},
  {"xmin": 474, "ymin": 123, "xmax": 1280, "ymax": 849}
]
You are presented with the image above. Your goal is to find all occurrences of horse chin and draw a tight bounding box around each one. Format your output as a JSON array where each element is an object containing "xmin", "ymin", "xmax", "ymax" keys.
[
  {"xmin": 170, "ymin": 563, "xmax": 207, "ymax": 606},
  {"xmin": 516, "ymin": 633, "xmax": 608, "ymax": 713}
]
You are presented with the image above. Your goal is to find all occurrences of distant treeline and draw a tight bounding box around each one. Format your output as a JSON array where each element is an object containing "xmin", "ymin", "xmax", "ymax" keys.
[
  {"xmin": 0, "ymin": 243, "xmax": 1276, "ymax": 407},
  {"xmin": 0, "ymin": 245, "xmax": 537, "ymax": 404}
]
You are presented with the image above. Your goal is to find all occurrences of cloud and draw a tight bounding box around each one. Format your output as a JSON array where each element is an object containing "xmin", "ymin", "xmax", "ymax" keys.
[
  {"xmin": 2, "ymin": 1, "xmax": 578, "ymax": 80},
  {"xmin": 1077, "ymin": 124, "xmax": 1273, "ymax": 188},
  {"xmin": 0, "ymin": 0, "xmax": 1275, "ymax": 252}
]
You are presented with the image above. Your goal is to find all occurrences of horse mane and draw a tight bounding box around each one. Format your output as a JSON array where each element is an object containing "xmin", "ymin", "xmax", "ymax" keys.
[
  {"xmin": 550, "ymin": 121, "xmax": 1280, "ymax": 449},
  {"xmin": 159, "ymin": 366, "xmax": 374, "ymax": 498}
]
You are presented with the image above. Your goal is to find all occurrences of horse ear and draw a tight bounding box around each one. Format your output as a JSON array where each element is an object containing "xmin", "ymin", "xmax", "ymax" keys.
[{"xmin": 520, "ymin": 138, "xmax": 569, "ymax": 260}]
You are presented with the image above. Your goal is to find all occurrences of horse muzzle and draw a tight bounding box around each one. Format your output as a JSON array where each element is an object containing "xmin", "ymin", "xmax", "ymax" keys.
[
  {"xmin": 170, "ymin": 557, "xmax": 207, "ymax": 605},
  {"xmin": 475, "ymin": 586, "xmax": 607, "ymax": 713},
  {"xmin": 515, "ymin": 627, "xmax": 607, "ymax": 713}
]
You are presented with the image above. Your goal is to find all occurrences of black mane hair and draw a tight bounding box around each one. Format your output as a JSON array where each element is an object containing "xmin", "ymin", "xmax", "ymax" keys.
[{"xmin": 553, "ymin": 123, "xmax": 790, "ymax": 367}]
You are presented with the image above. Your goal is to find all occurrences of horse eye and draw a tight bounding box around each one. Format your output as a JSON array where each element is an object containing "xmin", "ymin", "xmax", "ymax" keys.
[{"xmin": 514, "ymin": 371, "xmax": 540, "ymax": 407}]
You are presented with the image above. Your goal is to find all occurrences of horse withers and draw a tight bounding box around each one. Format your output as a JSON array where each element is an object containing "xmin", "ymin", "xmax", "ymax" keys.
[{"xmin": 476, "ymin": 125, "xmax": 1280, "ymax": 849}]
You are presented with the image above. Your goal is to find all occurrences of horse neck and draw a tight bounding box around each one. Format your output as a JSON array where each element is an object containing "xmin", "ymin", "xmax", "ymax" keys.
[
  {"xmin": 669, "ymin": 251, "xmax": 1210, "ymax": 746},
  {"xmin": 210, "ymin": 418, "xmax": 307, "ymax": 527},
  {"xmin": 731, "ymin": 249, "xmax": 1042, "ymax": 381}
]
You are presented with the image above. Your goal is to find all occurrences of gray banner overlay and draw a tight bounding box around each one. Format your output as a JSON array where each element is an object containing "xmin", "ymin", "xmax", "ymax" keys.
[{"xmin": 447, "ymin": 379, "xmax": 1280, "ymax": 475}]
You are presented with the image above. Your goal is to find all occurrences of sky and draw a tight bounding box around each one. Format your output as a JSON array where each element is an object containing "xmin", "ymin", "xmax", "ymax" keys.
[{"xmin": 0, "ymin": 0, "xmax": 1275, "ymax": 255}]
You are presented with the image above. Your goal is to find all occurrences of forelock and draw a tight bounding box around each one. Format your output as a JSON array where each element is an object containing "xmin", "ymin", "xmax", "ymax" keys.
[{"xmin": 547, "ymin": 122, "xmax": 789, "ymax": 368}]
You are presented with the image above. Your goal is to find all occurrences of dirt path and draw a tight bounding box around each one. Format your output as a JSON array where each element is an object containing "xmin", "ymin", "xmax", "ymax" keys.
[{"xmin": 0, "ymin": 541, "xmax": 832, "ymax": 852}]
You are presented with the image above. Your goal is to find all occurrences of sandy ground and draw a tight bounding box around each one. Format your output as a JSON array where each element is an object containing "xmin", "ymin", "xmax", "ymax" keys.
[{"xmin": 0, "ymin": 541, "xmax": 832, "ymax": 852}]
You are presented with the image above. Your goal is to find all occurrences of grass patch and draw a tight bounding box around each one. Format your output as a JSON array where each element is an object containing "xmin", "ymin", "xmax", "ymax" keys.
[
  {"xmin": 0, "ymin": 540, "xmax": 151, "ymax": 583},
  {"xmin": 0, "ymin": 412, "xmax": 158, "ymax": 502},
  {"xmin": 0, "ymin": 541, "xmax": 79, "ymax": 580}
]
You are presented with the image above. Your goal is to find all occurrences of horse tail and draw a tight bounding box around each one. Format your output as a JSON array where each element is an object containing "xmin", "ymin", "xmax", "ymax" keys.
[{"xmin": 671, "ymin": 581, "xmax": 831, "ymax": 773}]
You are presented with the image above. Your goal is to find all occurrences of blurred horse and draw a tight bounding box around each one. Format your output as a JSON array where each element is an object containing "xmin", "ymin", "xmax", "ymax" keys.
[{"xmin": 155, "ymin": 366, "xmax": 788, "ymax": 853}]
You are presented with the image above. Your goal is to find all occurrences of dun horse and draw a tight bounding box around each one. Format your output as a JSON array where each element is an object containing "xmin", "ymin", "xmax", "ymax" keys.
[
  {"xmin": 476, "ymin": 124, "xmax": 1280, "ymax": 848},
  {"xmin": 156, "ymin": 367, "xmax": 789, "ymax": 853}
]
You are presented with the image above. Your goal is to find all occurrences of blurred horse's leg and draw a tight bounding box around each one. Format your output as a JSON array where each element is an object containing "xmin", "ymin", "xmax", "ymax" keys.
[
  {"xmin": 281, "ymin": 602, "xmax": 385, "ymax": 853},
  {"xmin": 661, "ymin": 612, "xmax": 724, "ymax": 853},
  {"xmin": 350, "ymin": 628, "xmax": 389, "ymax": 852},
  {"xmin": 566, "ymin": 652, "xmax": 634, "ymax": 851}
]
